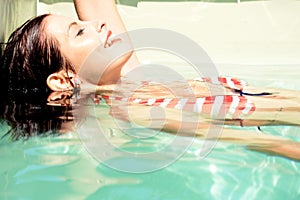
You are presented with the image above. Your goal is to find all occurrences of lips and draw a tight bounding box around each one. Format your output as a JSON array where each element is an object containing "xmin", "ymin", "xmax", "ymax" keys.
[
  {"xmin": 104, "ymin": 30, "xmax": 121, "ymax": 48},
  {"xmin": 104, "ymin": 30, "xmax": 112, "ymax": 47}
]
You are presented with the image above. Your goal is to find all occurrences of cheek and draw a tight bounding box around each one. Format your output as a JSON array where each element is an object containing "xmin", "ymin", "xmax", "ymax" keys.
[
  {"xmin": 76, "ymin": 38, "xmax": 99, "ymax": 52},
  {"xmin": 68, "ymin": 39, "xmax": 100, "ymax": 68}
]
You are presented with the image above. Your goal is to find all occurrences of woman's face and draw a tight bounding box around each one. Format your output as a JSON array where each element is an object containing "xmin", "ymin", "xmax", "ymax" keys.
[{"xmin": 44, "ymin": 14, "xmax": 133, "ymax": 85}]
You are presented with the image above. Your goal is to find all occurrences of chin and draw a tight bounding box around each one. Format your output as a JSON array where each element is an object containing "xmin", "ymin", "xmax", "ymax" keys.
[{"xmin": 78, "ymin": 39, "xmax": 134, "ymax": 86}]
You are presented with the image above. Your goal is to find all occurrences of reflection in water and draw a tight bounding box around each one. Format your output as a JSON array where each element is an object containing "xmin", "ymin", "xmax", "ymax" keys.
[{"xmin": 0, "ymin": 90, "xmax": 75, "ymax": 140}]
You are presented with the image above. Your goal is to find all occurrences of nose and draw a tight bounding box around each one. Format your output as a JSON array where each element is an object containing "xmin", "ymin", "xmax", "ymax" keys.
[{"xmin": 95, "ymin": 20, "xmax": 107, "ymax": 33}]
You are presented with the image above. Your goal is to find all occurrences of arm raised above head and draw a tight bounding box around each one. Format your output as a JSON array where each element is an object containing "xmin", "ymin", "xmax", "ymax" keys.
[
  {"xmin": 73, "ymin": 0, "xmax": 140, "ymax": 73},
  {"xmin": 73, "ymin": 0, "xmax": 127, "ymax": 33}
]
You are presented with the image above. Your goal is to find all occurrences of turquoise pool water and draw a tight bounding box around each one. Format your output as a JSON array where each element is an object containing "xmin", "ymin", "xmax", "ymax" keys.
[
  {"xmin": 1, "ymin": 92, "xmax": 300, "ymax": 199},
  {"xmin": 1, "ymin": 0, "xmax": 300, "ymax": 198}
]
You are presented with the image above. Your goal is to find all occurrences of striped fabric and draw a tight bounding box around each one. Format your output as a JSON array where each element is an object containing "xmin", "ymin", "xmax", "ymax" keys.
[
  {"xmin": 194, "ymin": 76, "xmax": 248, "ymax": 90},
  {"xmin": 93, "ymin": 77, "xmax": 256, "ymax": 119}
]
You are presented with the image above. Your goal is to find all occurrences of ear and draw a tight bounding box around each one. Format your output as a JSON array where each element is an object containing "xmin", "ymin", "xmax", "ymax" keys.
[
  {"xmin": 47, "ymin": 91, "xmax": 72, "ymax": 106},
  {"xmin": 46, "ymin": 70, "xmax": 75, "ymax": 91}
]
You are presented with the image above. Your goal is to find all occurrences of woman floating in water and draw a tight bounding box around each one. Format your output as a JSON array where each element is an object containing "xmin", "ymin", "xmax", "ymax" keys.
[{"xmin": 0, "ymin": 0, "xmax": 299, "ymax": 161}]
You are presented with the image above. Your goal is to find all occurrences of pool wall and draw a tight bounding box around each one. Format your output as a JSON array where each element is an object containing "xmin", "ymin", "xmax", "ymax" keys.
[
  {"xmin": 2, "ymin": 0, "xmax": 299, "ymax": 66},
  {"xmin": 36, "ymin": 0, "xmax": 300, "ymax": 66},
  {"xmin": 1, "ymin": 0, "xmax": 299, "ymax": 88},
  {"xmin": 0, "ymin": 0, "xmax": 36, "ymax": 44}
]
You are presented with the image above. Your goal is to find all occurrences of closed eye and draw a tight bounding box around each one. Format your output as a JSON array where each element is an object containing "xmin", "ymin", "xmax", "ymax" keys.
[{"xmin": 76, "ymin": 28, "xmax": 85, "ymax": 37}]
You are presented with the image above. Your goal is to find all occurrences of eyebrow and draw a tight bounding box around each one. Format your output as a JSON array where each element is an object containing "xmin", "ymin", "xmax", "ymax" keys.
[{"xmin": 67, "ymin": 22, "xmax": 78, "ymax": 36}]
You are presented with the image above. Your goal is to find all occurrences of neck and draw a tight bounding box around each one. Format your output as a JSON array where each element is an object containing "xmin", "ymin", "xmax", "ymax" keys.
[{"xmin": 120, "ymin": 52, "xmax": 140, "ymax": 77}]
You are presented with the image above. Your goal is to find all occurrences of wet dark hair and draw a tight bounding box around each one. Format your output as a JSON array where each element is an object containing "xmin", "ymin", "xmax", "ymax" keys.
[
  {"xmin": 0, "ymin": 14, "xmax": 74, "ymax": 93},
  {"xmin": 0, "ymin": 14, "xmax": 75, "ymax": 140}
]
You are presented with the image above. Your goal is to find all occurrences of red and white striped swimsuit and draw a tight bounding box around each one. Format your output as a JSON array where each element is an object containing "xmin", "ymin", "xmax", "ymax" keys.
[{"xmin": 93, "ymin": 77, "xmax": 256, "ymax": 120}]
